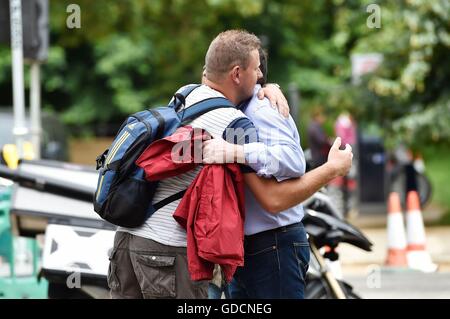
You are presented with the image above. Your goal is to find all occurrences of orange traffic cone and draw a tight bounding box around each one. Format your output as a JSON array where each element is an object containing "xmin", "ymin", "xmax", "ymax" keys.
[
  {"xmin": 385, "ymin": 192, "xmax": 408, "ymax": 267},
  {"xmin": 405, "ymin": 190, "xmax": 438, "ymax": 272}
]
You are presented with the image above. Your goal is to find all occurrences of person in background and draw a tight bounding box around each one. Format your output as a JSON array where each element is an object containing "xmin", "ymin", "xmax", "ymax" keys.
[
  {"xmin": 335, "ymin": 112, "xmax": 357, "ymax": 148},
  {"xmin": 334, "ymin": 112, "xmax": 358, "ymax": 217},
  {"xmin": 307, "ymin": 107, "xmax": 331, "ymax": 168}
]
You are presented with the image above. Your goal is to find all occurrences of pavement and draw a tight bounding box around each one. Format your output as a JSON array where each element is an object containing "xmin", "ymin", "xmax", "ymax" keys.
[
  {"xmin": 344, "ymin": 271, "xmax": 450, "ymax": 299},
  {"xmin": 334, "ymin": 208, "xmax": 450, "ymax": 298},
  {"xmin": 339, "ymin": 200, "xmax": 450, "ymax": 272}
]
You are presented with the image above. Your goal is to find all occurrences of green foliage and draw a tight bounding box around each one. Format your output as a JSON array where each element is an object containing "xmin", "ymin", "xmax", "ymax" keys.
[
  {"xmin": 423, "ymin": 145, "xmax": 450, "ymax": 221},
  {"xmin": 392, "ymin": 97, "xmax": 450, "ymax": 149},
  {"xmin": 0, "ymin": 0, "xmax": 448, "ymax": 144},
  {"xmin": 328, "ymin": 0, "xmax": 450, "ymax": 149}
]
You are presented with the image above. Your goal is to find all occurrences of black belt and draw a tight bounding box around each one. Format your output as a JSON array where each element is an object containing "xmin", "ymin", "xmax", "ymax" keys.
[{"xmin": 245, "ymin": 222, "xmax": 303, "ymax": 240}]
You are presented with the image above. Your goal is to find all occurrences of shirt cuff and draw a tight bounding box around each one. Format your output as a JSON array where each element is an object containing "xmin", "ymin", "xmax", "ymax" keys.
[{"xmin": 243, "ymin": 142, "xmax": 270, "ymax": 177}]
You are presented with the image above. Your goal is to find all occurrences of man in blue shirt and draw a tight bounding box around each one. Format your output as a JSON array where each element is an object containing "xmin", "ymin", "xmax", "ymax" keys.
[
  {"xmin": 203, "ymin": 48, "xmax": 352, "ymax": 298},
  {"xmin": 234, "ymin": 48, "xmax": 307, "ymax": 299}
]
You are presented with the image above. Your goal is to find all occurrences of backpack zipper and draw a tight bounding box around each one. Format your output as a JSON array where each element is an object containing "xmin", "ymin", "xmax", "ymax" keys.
[
  {"xmin": 96, "ymin": 131, "xmax": 131, "ymax": 201},
  {"xmin": 105, "ymin": 131, "xmax": 130, "ymax": 165}
]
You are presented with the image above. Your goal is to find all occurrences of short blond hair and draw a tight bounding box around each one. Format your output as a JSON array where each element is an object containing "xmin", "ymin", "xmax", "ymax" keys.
[{"xmin": 205, "ymin": 30, "xmax": 261, "ymax": 81}]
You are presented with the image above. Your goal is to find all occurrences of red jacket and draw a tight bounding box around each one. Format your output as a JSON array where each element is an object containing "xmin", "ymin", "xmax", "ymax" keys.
[{"xmin": 136, "ymin": 126, "xmax": 245, "ymax": 282}]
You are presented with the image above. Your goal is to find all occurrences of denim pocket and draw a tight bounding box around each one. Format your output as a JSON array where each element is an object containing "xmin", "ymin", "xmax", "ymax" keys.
[
  {"xmin": 246, "ymin": 245, "xmax": 277, "ymax": 257},
  {"xmin": 243, "ymin": 244, "xmax": 279, "ymax": 286},
  {"xmin": 294, "ymin": 242, "xmax": 310, "ymax": 280}
]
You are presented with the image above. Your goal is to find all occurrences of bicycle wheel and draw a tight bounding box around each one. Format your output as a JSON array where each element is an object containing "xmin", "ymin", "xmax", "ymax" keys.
[{"xmin": 390, "ymin": 170, "xmax": 432, "ymax": 208}]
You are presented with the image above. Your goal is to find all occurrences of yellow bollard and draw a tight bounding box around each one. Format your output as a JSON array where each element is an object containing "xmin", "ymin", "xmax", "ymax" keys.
[
  {"xmin": 2, "ymin": 142, "xmax": 36, "ymax": 169},
  {"xmin": 2, "ymin": 144, "xmax": 19, "ymax": 169}
]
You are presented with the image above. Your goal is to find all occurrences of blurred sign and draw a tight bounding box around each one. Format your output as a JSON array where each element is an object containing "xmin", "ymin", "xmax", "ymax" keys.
[
  {"xmin": 0, "ymin": 0, "xmax": 49, "ymax": 62},
  {"xmin": 351, "ymin": 53, "xmax": 383, "ymax": 85}
]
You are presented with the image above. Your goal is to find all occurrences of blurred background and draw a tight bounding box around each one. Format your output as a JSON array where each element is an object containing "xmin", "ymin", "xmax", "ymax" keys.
[
  {"xmin": 0, "ymin": 0, "xmax": 448, "ymax": 219},
  {"xmin": 0, "ymin": 0, "xmax": 449, "ymax": 299}
]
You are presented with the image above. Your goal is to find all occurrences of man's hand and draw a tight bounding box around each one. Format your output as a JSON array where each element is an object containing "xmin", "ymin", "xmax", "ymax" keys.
[
  {"xmin": 326, "ymin": 137, "xmax": 353, "ymax": 177},
  {"xmin": 257, "ymin": 84, "xmax": 290, "ymax": 118},
  {"xmin": 202, "ymin": 138, "xmax": 245, "ymax": 164}
]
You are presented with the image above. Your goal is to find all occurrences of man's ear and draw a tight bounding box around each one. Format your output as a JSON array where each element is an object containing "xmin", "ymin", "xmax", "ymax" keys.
[{"xmin": 230, "ymin": 65, "xmax": 240, "ymax": 85}]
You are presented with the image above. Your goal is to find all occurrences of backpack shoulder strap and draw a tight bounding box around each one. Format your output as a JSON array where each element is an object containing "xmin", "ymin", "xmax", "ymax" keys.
[
  {"xmin": 179, "ymin": 97, "xmax": 235, "ymax": 124},
  {"xmin": 169, "ymin": 84, "xmax": 201, "ymax": 110},
  {"xmin": 153, "ymin": 189, "xmax": 186, "ymax": 211},
  {"xmin": 151, "ymin": 96, "xmax": 235, "ymax": 211}
]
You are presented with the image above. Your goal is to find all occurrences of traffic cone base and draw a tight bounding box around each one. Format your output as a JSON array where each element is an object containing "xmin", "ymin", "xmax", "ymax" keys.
[{"xmin": 407, "ymin": 251, "xmax": 438, "ymax": 273}]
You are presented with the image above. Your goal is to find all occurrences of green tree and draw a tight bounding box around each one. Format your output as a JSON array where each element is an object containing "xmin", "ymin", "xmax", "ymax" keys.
[
  {"xmin": 329, "ymin": 0, "xmax": 450, "ymax": 149},
  {"xmin": 0, "ymin": 0, "xmax": 448, "ymax": 148}
]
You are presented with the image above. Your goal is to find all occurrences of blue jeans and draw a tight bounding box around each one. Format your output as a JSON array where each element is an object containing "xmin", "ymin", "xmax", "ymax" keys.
[
  {"xmin": 208, "ymin": 282, "xmax": 231, "ymax": 299},
  {"xmin": 229, "ymin": 222, "xmax": 310, "ymax": 299}
]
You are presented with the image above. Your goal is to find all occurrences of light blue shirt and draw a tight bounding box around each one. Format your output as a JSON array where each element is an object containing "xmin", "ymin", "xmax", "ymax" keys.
[{"xmin": 242, "ymin": 85, "xmax": 306, "ymax": 235}]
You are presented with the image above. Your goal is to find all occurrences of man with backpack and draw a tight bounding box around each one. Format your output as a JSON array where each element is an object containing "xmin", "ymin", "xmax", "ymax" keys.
[
  {"xmin": 201, "ymin": 48, "xmax": 353, "ymax": 299},
  {"xmin": 106, "ymin": 29, "xmax": 352, "ymax": 299},
  {"xmin": 107, "ymin": 30, "xmax": 273, "ymax": 299}
]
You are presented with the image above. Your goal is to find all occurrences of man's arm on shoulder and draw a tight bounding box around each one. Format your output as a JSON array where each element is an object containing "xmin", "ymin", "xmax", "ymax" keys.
[
  {"xmin": 257, "ymin": 84, "xmax": 289, "ymax": 118},
  {"xmin": 204, "ymin": 108, "xmax": 306, "ymax": 179}
]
